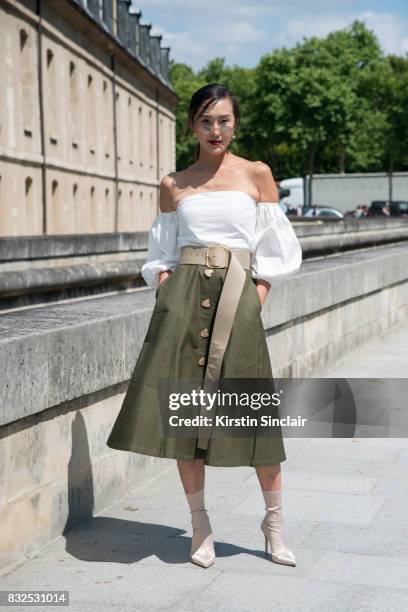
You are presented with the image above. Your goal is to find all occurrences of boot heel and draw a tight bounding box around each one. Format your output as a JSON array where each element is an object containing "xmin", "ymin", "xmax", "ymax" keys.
[{"xmin": 260, "ymin": 489, "xmax": 297, "ymax": 567}]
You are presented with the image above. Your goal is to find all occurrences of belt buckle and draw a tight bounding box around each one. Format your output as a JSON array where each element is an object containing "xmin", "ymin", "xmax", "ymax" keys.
[{"xmin": 205, "ymin": 245, "xmax": 229, "ymax": 268}]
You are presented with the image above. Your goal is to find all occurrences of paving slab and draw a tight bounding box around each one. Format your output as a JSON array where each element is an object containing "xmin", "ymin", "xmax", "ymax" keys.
[{"xmin": 1, "ymin": 321, "xmax": 408, "ymax": 611}]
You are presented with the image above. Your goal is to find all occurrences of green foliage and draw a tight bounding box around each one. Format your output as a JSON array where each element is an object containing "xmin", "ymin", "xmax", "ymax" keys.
[{"xmin": 168, "ymin": 20, "xmax": 408, "ymax": 178}]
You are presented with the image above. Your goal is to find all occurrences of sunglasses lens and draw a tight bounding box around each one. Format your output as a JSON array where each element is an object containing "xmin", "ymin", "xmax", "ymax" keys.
[{"xmin": 196, "ymin": 121, "xmax": 234, "ymax": 134}]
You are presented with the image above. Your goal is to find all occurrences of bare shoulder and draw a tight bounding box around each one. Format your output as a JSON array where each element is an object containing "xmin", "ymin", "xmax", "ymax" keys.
[
  {"xmin": 251, "ymin": 160, "xmax": 276, "ymax": 185},
  {"xmin": 159, "ymin": 172, "xmax": 177, "ymax": 212},
  {"xmin": 251, "ymin": 160, "xmax": 273, "ymax": 178},
  {"xmin": 164, "ymin": 166, "xmax": 205, "ymax": 207},
  {"xmin": 167, "ymin": 166, "xmax": 198, "ymax": 205},
  {"xmin": 251, "ymin": 161, "xmax": 279, "ymax": 204}
]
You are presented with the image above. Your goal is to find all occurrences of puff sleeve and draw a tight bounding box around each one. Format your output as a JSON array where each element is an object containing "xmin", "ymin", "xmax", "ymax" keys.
[
  {"xmin": 250, "ymin": 202, "xmax": 302, "ymax": 286},
  {"xmin": 141, "ymin": 211, "xmax": 181, "ymax": 289}
]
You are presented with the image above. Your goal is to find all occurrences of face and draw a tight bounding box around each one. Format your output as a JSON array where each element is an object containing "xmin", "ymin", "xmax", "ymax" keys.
[{"xmin": 192, "ymin": 97, "xmax": 236, "ymax": 155}]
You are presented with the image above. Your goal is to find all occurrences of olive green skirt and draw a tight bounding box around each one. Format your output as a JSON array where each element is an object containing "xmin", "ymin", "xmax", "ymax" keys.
[{"xmin": 106, "ymin": 263, "xmax": 286, "ymax": 467}]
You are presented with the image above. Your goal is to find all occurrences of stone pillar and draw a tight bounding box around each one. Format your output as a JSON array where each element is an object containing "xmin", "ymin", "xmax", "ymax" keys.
[
  {"xmin": 102, "ymin": 0, "xmax": 115, "ymax": 33},
  {"xmin": 139, "ymin": 23, "xmax": 152, "ymax": 67},
  {"xmin": 117, "ymin": 0, "xmax": 131, "ymax": 45},
  {"xmin": 128, "ymin": 9, "xmax": 141, "ymax": 56},
  {"xmin": 149, "ymin": 35, "xmax": 162, "ymax": 76},
  {"xmin": 160, "ymin": 47, "xmax": 170, "ymax": 83},
  {"xmin": 87, "ymin": 0, "xmax": 100, "ymax": 19}
]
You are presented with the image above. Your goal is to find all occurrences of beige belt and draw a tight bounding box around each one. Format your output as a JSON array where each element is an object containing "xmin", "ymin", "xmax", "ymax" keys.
[{"xmin": 180, "ymin": 245, "xmax": 251, "ymax": 450}]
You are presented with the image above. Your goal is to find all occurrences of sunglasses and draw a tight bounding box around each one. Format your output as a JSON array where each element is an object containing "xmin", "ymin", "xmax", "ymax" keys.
[{"xmin": 194, "ymin": 118, "xmax": 234, "ymax": 134}]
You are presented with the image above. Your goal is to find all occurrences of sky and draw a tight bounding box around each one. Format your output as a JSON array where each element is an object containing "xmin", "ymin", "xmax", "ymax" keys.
[{"xmin": 131, "ymin": 0, "xmax": 408, "ymax": 71}]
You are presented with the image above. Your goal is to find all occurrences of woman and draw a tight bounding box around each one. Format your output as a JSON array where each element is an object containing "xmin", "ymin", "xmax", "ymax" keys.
[{"xmin": 107, "ymin": 83, "xmax": 302, "ymax": 569}]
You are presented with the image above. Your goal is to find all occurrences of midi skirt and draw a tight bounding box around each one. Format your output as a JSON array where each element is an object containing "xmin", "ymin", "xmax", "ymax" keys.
[{"xmin": 106, "ymin": 262, "xmax": 287, "ymax": 467}]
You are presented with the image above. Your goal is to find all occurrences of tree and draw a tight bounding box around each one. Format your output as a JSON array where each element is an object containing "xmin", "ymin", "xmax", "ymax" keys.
[
  {"xmin": 169, "ymin": 60, "xmax": 205, "ymax": 170},
  {"xmin": 168, "ymin": 21, "xmax": 408, "ymax": 182}
]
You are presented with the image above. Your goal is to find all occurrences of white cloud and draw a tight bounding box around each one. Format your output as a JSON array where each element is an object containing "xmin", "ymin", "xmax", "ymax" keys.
[
  {"xmin": 213, "ymin": 22, "xmax": 267, "ymax": 44},
  {"xmin": 359, "ymin": 11, "xmax": 408, "ymax": 55},
  {"xmin": 278, "ymin": 14, "xmax": 348, "ymax": 47},
  {"xmin": 279, "ymin": 11, "xmax": 408, "ymax": 56},
  {"xmin": 135, "ymin": 0, "xmax": 279, "ymax": 13},
  {"xmin": 138, "ymin": 3, "xmax": 408, "ymax": 70},
  {"xmin": 134, "ymin": 0, "xmax": 354, "ymax": 11},
  {"xmin": 150, "ymin": 21, "xmax": 267, "ymax": 65},
  {"xmin": 150, "ymin": 28, "xmax": 211, "ymax": 65}
]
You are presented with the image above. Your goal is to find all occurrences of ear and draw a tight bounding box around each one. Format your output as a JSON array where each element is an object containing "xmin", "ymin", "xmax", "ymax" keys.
[{"xmin": 253, "ymin": 161, "xmax": 279, "ymax": 203}]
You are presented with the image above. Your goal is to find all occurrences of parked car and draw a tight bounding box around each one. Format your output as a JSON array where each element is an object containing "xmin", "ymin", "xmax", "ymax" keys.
[
  {"xmin": 368, "ymin": 200, "xmax": 408, "ymax": 217},
  {"xmin": 392, "ymin": 201, "xmax": 408, "ymax": 216},
  {"xmin": 303, "ymin": 206, "xmax": 344, "ymax": 219}
]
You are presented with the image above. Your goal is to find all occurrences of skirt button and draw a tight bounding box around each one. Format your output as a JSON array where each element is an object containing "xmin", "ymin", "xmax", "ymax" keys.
[
  {"xmin": 204, "ymin": 268, "xmax": 214, "ymax": 277},
  {"xmin": 198, "ymin": 356, "xmax": 206, "ymax": 366},
  {"xmin": 201, "ymin": 298, "xmax": 211, "ymax": 308},
  {"xmin": 200, "ymin": 328, "xmax": 209, "ymax": 338}
]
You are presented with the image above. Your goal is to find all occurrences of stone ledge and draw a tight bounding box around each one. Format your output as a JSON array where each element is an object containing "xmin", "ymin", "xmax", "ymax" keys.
[
  {"xmin": 0, "ymin": 259, "xmax": 145, "ymax": 296},
  {"xmin": 261, "ymin": 242, "xmax": 408, "ymax": 326},
  {"xmin": 0, "ymin": 232, "xmax": 147, "ymax": 261},
  {"xmin": 1, "ymin": 243, "xmax": 408, "ymax": 427}
]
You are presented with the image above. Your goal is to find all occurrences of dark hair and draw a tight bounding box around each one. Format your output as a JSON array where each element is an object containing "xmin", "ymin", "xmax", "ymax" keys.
[{"xmin": 183, "ymin": 83, "xmax": 241, "ymax": 161}]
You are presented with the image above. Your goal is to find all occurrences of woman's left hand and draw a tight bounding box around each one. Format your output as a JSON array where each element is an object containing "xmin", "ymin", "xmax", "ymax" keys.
[{"xmin": 255, "ymin": 280, "xmax": 270, "ymax": 307}]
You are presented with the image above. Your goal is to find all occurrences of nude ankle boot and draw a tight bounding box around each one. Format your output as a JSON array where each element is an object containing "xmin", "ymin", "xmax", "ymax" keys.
[
  {"xmin": 261, "ymin": 489, "xmax": 296, "ymax": 566},
  {"xmin": 186, "ymin": 487, "xmax": 215, "ymax": 568}
]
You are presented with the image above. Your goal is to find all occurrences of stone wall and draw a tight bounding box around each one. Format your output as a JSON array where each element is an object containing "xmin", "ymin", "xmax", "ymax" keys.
[
  {"xmin": 1, "ymin": 243, "xmax": 408, "ymax": 571},
  {"xmin": 0, "ymin": 0, "xmax": 177, "ymax": 236}
]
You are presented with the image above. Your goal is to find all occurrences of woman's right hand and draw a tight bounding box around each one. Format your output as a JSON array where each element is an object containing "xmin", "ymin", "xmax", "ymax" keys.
[{"xmin": 158, "ymin": 270, "xmax": 172, "ymax": 285}]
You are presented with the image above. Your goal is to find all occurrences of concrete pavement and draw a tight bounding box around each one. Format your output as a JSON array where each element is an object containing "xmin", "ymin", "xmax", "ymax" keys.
[{"xmin": 1, "ymin": 322, "xmax": 408, "ymax": 611}]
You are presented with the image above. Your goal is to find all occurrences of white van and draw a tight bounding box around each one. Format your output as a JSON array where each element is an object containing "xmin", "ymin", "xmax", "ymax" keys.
[{"xmin": 279, "ymin": 177, "xmax": 304, "ymax": 211}]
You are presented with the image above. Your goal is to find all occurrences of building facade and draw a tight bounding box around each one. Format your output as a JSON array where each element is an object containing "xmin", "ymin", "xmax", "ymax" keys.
[{"xmin": 0, "ymin": 0, "xmax": 178, "ymax": 236}]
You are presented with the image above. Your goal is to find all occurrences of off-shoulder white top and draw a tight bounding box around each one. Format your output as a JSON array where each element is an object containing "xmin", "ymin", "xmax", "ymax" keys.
[{"xmin": 141, "ymin": 190, "xmax": 302, "ymax": 289}]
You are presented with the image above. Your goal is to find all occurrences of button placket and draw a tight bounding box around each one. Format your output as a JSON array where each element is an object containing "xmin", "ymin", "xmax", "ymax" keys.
[{"xmin": 198, "ymin": 273, "xmax": 213, "ymax": 366}]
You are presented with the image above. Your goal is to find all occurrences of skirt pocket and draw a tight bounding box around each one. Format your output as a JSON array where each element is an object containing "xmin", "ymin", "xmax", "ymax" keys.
[{"xmin": 154, "ymin": 267, "xmax": 179, "ymax": 302}]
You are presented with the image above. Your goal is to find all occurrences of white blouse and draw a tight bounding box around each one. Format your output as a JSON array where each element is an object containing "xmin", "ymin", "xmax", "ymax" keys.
[{"xmin": 141, "ymin": 190, "xmax": 302, "ymax": 289}]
